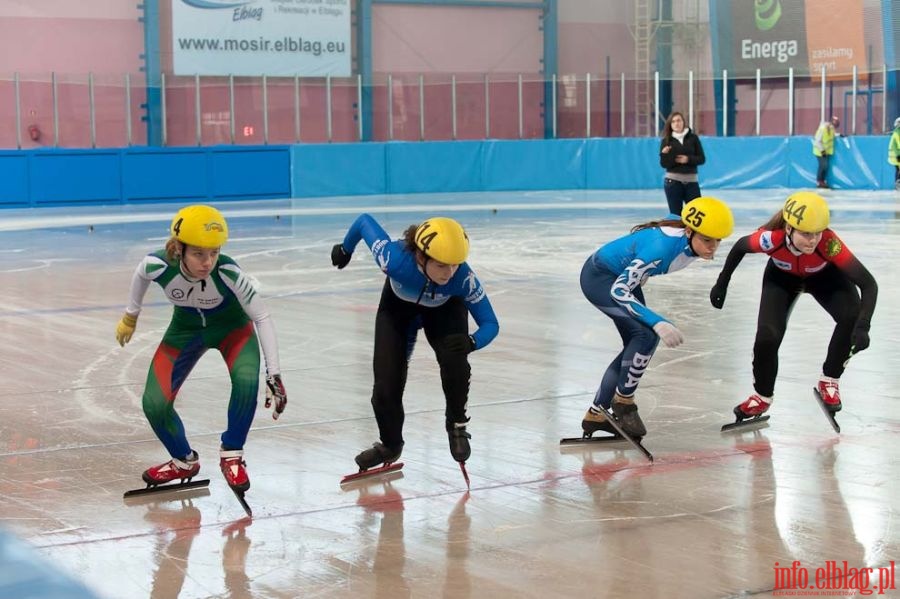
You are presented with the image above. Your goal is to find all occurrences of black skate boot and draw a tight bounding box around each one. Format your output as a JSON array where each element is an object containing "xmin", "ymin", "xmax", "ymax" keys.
[
  {"xmin": 448, "ymin": 427, "xmax": 471, "ymax": 463},
  {"xmin": 355, "ymin": 442, "xmax": 403, "ymax": 471},
  {"xmin": 611, "ymin": 397, "xmax": 647, "ymax": 438},
  {"xmin": 581, "ymin": 406, "xmax": 619, "ymax": 437}
]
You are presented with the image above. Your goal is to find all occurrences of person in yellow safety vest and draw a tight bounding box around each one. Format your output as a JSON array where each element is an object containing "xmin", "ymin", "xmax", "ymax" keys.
[
  {"xmin": 812, "ymin": 115, "xmax": 840, "ymax": 189},
  {"xmin": 888, "ymin": 117, "xmax": 900, "ymax": 190}
]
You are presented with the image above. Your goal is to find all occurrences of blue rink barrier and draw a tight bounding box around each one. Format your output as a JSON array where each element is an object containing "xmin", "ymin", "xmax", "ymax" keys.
[
  {"xmin": 0, "ymin": 137, "xmax": 894, "ymax": 208},
  {"xmin": 293, "ymin": 136, "xmax": 897, "ymax": 197}
]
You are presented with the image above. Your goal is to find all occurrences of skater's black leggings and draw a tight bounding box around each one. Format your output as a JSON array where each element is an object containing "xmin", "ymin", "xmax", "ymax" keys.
[
  {"xmin": 372, "ymin": 278, "xmax": 471, "ymax": 450},
  {"xmin": 752, "ymin": 261, "xmax": 860, "ymax": 397}
]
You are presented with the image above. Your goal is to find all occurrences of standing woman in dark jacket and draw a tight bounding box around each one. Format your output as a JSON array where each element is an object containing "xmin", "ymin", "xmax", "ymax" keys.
[{"xmin": 660, "ymin": 111, "xmax": 706, "ymax": 215}]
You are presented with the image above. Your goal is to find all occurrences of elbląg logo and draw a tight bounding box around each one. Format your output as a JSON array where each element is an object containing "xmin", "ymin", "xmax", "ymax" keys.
[{"xmin": 181, "ymin": 0, "xmax": 262, "ymax": 21}]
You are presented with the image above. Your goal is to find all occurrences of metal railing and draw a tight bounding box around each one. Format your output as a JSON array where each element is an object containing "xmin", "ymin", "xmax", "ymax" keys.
[{"xmin": 0, "ymin": 68, "xmax": 889, "ymax": 149}]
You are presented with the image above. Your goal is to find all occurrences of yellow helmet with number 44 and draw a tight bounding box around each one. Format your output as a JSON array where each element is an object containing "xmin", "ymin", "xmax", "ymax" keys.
[
  {"xmin": 681, "ymin": 196, "xmax": 734, "ymax": 240},
  {"xmin": 782, "ymin": 191, "xmax": 829, "ymax": 233},
  {"xmin": 170, "ymin": 205, "xmax": 228, "ymax": 248},
  {"xmin": 414, "ymin": 217, "xmax": 469, "ymax": 265}
]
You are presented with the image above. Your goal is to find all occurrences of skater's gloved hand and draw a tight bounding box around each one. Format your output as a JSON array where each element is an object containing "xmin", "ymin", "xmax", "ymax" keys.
[
  {"xmin": 653, "ymin": 321, "xmax": 684, "ymax": 348},
  {"xmin": 709, "ymin": 281, "xmax": 728, "ymax": 309},
  {"xmin": 851, "ymin": 319, "xmax": 870, "ymax": 353},
  {"xmin": 115, "ymin": 313, "xmax": 138, "ymax": 347},
  {"xmin": 265, "ymin": 374, "xmax": 287, "ymax": 420},
  {"xmin": 442, "ymin": 333, "xmax": 476, "ymax": 354},
  {"xmin": 331, "ymin": 244, "xmax": 351, "ymax": 269}
]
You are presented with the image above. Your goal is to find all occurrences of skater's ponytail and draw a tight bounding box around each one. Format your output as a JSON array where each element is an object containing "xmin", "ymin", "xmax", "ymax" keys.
[
  {"xmin": 165, "ymin": 237, "xmax": 184, "ymax": 262},
  {"xmin": 761, "ymin": 211, "xmax": 786, "ymax": 231},
  {"xmin": 631, "ymin": 218, "xmax": 685, "ymax": 233},
  {"xmin": 402, "ymin": 224, "xmax": 420, "ymax": 254}
]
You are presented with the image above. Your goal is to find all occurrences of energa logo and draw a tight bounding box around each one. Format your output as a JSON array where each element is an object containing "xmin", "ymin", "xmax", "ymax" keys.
[
  {"xmin": 181, "ymin": 0, "xmax": 252, "ymax": 9},
  {"xmin": 755, "ymin": 0, "xmax": 782, "ymax": 31}
]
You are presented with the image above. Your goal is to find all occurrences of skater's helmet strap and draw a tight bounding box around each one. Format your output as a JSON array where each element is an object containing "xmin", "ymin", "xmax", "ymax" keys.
[
  {"xmin": 783, "ymin": 191, "xmax": 829, "ymax": 233},
  {"xmin": 414, "ymin": 217, "xmax": 469, "ymax": 265},
  {"xmin": 170, "ymin": 205, "xmax": 228, "ymax": 248},
  {"xmin": 681, "ymin": 196, "xmax": 734, "ymax": 240}
]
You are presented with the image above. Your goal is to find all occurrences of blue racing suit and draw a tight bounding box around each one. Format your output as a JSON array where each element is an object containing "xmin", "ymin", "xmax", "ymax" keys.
[
  {"xmin": 581, "ymin": 224, "xmax": 697, "ymax": 408},
  {"xmin": 340, "ymin": 214, "xmax": 499, "ymax": 448}
]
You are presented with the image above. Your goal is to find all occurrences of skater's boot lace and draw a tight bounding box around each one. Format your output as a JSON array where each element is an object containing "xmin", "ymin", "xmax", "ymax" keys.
[
  {"xmin": 611, "ymin": 396, "xmax": 647, "ymax": 438},
  {"xmin": 143, "ymin": 451, "xmax": 200, "ymax": 485},
  {"xmin": 582, "ymin": 407, "xmax": 617, "ymax": 436},
  {"xmin": 816, "ymin": 377, "xmax": 842, "ymax": 412},
  {"xmin": 448, "ymin": 426, "xmax": 472, "ymax": 463},
  {"xmin": 736, "ymin": 394, "xmax": 772, "ymax": 419},
  {"xmin": 220, "ymin": 450, "xmax": 250, "ymax": 492}
]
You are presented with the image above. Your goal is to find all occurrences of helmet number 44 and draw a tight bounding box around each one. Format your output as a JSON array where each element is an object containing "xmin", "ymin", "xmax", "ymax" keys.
[
  {"xmin": 684, "ymin": 207, "xmax": 706, "ymax": 228},
  {"xmin": 784, "ymin": 199, "xmax": 806, "ymax": 225}
]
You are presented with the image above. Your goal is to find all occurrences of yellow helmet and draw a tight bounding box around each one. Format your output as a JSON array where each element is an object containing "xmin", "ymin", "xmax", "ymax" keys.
[
  {"xmin": 414, "ymin": 217, "xmax": 469, "ymax": 265},
  {"xmin": 783, "ymin": 191, "xmax": 829, "ymax": 233},
  {"xmin": 170, "ymin": 205, "xmax": 228, "ymax": 248},
  {"xmin": 681, "ymin": 196, "xmax": 734, "ymax": 239}
]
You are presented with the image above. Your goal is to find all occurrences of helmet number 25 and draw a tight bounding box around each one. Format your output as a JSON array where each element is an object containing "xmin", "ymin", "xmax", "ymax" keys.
[
  {"xmin": 783, "ymin": 199, "xmax": 806, "ymax": 225},
  {"xmin": 684, "ymin": 207, "xmax": 706, "ymax": 229}
]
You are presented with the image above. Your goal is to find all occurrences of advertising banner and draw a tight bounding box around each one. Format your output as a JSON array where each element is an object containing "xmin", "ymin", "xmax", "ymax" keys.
[
  {"xmin": 715, "ymin": 0, "xmax": 866, "ymax": 80},
  {"xmin": 172, "ymin": 0, "xmax": 351, "ymax": 77}
]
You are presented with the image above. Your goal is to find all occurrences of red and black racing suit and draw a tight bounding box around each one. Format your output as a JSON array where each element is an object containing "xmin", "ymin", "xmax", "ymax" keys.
[{"xmin": 713, "ymin": 227, "xmax": 877, "ymax": 397}]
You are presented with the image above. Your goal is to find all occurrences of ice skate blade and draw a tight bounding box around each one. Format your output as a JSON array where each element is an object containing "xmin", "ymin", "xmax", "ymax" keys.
[
  {"xmin": 458, "ymin": 461, "xmax": 470, "ymax": 489},
  {"xmin": 560, "ymin": 434, "xmax": 630, "ymax": 445},
  {"xmin": 720, "ymin": 415, "xmax": 770, "ymax": 433},
  {"xmin": 592, "ymin": 405, "xmax": 653, "ymax": 462},
  {"xmin": 340, "ymin": 462, "xmax": 404, "ymax": 485},
  {"xmin": 123, "ymin": 478, "xmax": 210, "ymax": 499},
  {"xmin": 812, "ymin": 388, "xmax": 841, "ymax": 433},
  {"xmin": 228, "ymin": 486, "xmax": 252, "ymax": 517}
]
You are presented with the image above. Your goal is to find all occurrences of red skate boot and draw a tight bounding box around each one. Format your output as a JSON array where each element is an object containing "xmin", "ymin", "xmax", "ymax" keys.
[
  {"xmin": 815, "ymin": 376, "xmax": 842, "ymax": 413},
  {"xmin": 734, "ymin": 394, "xmax": 772, "ymax": 422},
  {"xmin": 220, "ymin": 450, "xmax": 250, "ymax": 493},
  {"xmin": 142, "ymin": 451, "xmax": 200, "ymax": 486}
]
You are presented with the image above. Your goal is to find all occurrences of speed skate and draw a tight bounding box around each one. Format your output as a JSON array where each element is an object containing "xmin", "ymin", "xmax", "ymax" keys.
[{"xmin": 341, "ymin": 462, "xmax": 404, "ymax": 485}]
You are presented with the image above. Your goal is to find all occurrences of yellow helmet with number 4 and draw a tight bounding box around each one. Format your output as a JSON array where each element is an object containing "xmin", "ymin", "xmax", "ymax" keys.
[
  {"xmin": 783, "ymin": 191, "xmax": 829, "ymax": 233},
  {"xmin": 681, "ymin": 196, "xmax": 734, "ymax": 239},
  {"xmin": 414, "ymin": 217, "xmax": 469, "ymax": 265},
  {"xmin": 170, "ymin": 205, "xmax": 228, "ymax": 248}
]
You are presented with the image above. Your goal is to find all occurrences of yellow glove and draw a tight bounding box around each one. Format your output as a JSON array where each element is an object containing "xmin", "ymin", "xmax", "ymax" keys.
[{"xmin": 115, "ymin": 313, "xmax": 138, "ymax": 347}]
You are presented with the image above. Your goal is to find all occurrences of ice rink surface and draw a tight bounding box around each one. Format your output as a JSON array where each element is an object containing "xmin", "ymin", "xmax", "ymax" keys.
[{"xmin": 0, "ymin": 189, "xmax": 898, "ymax": 598}]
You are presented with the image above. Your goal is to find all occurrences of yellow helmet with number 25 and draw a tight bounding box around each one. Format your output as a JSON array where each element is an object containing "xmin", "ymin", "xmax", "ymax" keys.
[
  {"xmin": 681, "ymin": 196, "xmax": 734, "ymax": 240},
  {"xmin": 170, "ymin": 205, "xmax": 229, "ymax": 248},
  {"xmin": 782, "ymin": 191, "xmax": 829, "ymax": 233},
  {"xmin": 414, "ymin": 217, "xmax": 469, "ymax": 265}
]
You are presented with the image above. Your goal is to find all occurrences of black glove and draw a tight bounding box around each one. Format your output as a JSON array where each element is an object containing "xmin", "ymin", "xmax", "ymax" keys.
[
  {"xmin": 850, "ymin": 320, "xmax": 870, "ymax": 354},
  {"xmin": 265, "ymin": 374, "xmax": 287, "ymax": 420},
  {"xmin": 442, "ymin": 334, "xmax": 476, "ymax": 355},
  {"xmin": 331, "ymin": 243, "xmax": 351, "ymax": 269},
  {"xmin": 710, "ymin": 280, "xmax": 728, "ymax": 309}
]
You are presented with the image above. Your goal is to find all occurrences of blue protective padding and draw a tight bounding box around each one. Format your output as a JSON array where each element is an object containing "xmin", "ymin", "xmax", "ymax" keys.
[
  {"xmin": 30, "ymin": 151, "xmax": 121, "ymax": 205},
  {"xmin": 386, "ymin": 140, "xmax": 483, "ymax": 193},
  {"xmin": 482, "ymin": 139, "xmax": 585, "ymax": 190},
  {"xmin": 585, "ymin": 138, "xmax": 660, "ymax": 189},
  {"xmin": 0, "ymin": 153, "xmax": 29, "ymax": 206},
  {"xmin": 786, "ymin": 136, "xmax": 886, "ymax": 190},
  {"xmin": 210, "ymin": 147, "xmax": 291, "ymax": 198},
  {"xmin": 701, "ymin": 137, "xmax": 791, "ymax": 188},
  {"xmin": 3, "ymin": 136, "xmax": 900, "ymax": 209},
  {"xmin": 0, "ymin": 528, "xmax": 102, "ymax": 599},
  {"xmin": 292, "ymin": 143, "xmax": 386, "ymax": 197},
  {"xmin": 122, "ymin": 149, "xmax": 208, "ymax": 202}
]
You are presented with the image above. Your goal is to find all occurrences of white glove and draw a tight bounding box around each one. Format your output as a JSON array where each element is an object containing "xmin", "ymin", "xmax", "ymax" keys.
[{"xmin": 653, "ymin": 321, "xmax": 684, "ymax": 348}]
